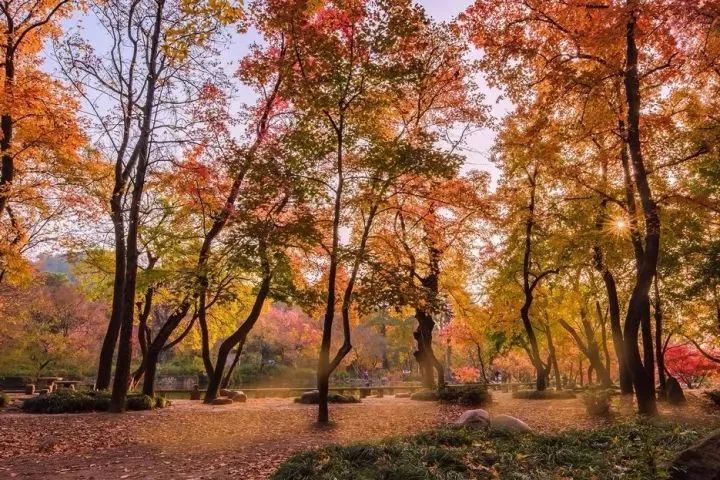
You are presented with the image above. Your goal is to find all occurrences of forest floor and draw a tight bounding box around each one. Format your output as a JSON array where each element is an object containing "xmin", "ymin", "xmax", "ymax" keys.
[{"xmin": 1, "ymin": 391, "xmax": 717, "ymax": 479}]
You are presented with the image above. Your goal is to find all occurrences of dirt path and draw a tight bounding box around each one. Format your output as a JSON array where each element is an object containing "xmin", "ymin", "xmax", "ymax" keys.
[{"xmin": 1, "ymin": 393, "xmax": 717, "ymax": 479}]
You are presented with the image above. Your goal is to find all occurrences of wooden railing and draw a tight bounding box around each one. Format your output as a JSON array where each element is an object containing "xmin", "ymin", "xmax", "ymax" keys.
[{"xmin": 155, "ymin": 382, "xmax": 536, "ymax": 399}]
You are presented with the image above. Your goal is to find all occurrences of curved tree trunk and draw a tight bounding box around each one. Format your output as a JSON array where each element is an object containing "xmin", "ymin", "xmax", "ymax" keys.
[
  {"xmin": 204, "ymin": 275, "xmax": 272, "ymax": 403},
  {"xmin": 621, "ymin": 3, "xmax": 659, "ymax": 415}
]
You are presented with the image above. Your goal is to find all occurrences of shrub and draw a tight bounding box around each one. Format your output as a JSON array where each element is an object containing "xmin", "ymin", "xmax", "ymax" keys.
[
  {"xmin": 0, "ymin": 391, "xmax": 9, "ymax": 407},
  {"xmin": 22, "ymin": 390, "xmax": 110, "ymax": 413},
  {"xmin": 512, "ymin": 389, "xmax": 577, "ymax": 400},
  {"xmin": 438, "ymin": 385, "xmax": 491, "ymax": 406},
  {"xmin": 21, "ymin": 390, "xmax": 168, "ymax": 413},
  {"xmin": 704, "ymin": 389, "xmax": 720, "ymax": 406},
  {"xmin": 294, "ymin": 391, "xmax": 360, "ymax": 404},
  {"xmin": 582, "ymin": 389, "xmax": 612, "ymax": 416},
  {"xmin": 410, "ymin": 389, "xmax": 438, "ymax": 401},
  {"xmin": 126, "ymin": 394, "xmax": 154, "ymax": 411}
]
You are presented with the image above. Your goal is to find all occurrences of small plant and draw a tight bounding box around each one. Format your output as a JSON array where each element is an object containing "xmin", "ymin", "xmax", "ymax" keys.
[
  {"xmin": 704, "ymin": 389, "xmax": 720, "ymax": 406},
  {"xmin": 512, "ymin": 389, "xmax": 577, "ymax": 400},
  {"xmin": 0, "ymin": 391, "xmax": 10, "ymax": 408},
  {"xmin": 582, "ymin": 389, "xmax": 612, "ymax": 416},
  {"xmin": 438, "ymin": 385, "xmax": 491, "ymax": 406}
]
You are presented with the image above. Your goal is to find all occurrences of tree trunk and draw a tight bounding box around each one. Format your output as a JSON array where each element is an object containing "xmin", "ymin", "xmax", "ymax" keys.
[
  {"xmin": 654, "ymin": 277, "xmax": 666, "ymax": 396},
  {"xmin": 621, "ymin": 1, "xmax": 659, "ymax": 415},
  {"xmin": 546, "ymin": 325, "xmax": 562, "ymax": 390},
  {"xmin": 205, "ymin": 274, "xmax": 271, "ymax": 403},
  {"xmin": 0, "ymin": 40, "xmax": 15, "ymax": 217},
  {"xmin": 221, "ymin": 347, "xmax": 242, "ymax": 389},
  {"xmin": 96, "ymin": 197, "xmax": 127, "ymax": 390}
]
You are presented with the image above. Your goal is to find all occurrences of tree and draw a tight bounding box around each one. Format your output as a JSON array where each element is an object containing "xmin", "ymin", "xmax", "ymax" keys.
[
  {"xmin": 60, "ymin": 0, "xmax": 242, "ymax": 410},
  {"xmin": 0, "ymin": 0, "xmax": 83, "ymax": 284}
]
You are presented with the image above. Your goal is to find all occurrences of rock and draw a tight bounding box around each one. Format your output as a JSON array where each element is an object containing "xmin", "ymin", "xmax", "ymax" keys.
[
  {"xmin": 24, "ymin": 384, "xmax": 35, "ymax": 395},
  {"xmin": 211, "ymin": 397, "xmax": 233, "ymax": 406},
  {"xmin": 190, "ymin": 385, "xmax": 202, "ymax": 401},
  {"xmin": 229, "ymin": 390, "xmax": 247, "ymax": 403},
  {"xmin": 219, "ymin": 389, "xmax": 232, "ymax": 397},
  {"xmin": 489, "ymin": 414, "xmax": 532, "ymax": 433},
  {"xmin": 410, "ymin": 389, "xmax": 439, "ymax": 402},
  {"xmin": 453, "ymin": 409, "xmax": 490, "ymax": 430},
  {"xmin": 670, "ymin": 429, "xmax": 720, "ymax": 480},
  {"xmin": 666, "ymin": 377, "xmax": 686, "ymax": 405},
  {"xmin": 395, "ymin": 392, "xmax": 411, "ymax": 399}
]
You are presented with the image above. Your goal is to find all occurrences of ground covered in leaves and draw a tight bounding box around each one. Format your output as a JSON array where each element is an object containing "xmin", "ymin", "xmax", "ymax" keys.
[{"xmin": 0, "ymin": 392, "xmax": 717, "ymax": 479}]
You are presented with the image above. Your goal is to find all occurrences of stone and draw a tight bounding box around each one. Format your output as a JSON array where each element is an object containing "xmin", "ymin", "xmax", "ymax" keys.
[
  {"xmin": 190, "ymin": 385, "xmax": 201, "ymax": 401},
  {"xmin": 24, "ymin": 384, "xmax": 35, "ymax": 395},
  {"xmin": 229, "ymin": 391, "xmax": 247, "ymax": 402},
  {"xmin": 666, "ymin": 377, "xmax": 686, "ymax": 405},
  {"xmin": 219, "ymin": 389, "xmax": 231, "ymax": 397},
  {"xmin": 489, "ymin": 414, "xmax": 533, "ymax": 433},
  {"xmin": 211, "ymin": 397, "xmax": 233, "ymax": 406},
  {"xmin": 410, "ymin": 389, "xmax": 439, "ymax": 402},
  {"xmin": 453, "ymin": 409, "xmax": 490, "ymax": 430},
  {"xmin": 669, "ymin": 429, "xmax": 720, "ymax": 480}
]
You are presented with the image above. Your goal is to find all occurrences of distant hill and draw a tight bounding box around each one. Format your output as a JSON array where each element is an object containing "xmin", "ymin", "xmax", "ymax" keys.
[{"xmin": 35, "ymin": 254, "xmax": 75, "ymax": 282}]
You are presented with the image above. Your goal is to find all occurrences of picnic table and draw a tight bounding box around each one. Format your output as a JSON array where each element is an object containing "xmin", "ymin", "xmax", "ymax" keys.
[
  {"xmin": 55, "ymin": 380, "xmax": 80, "ymax": 391},
  {"xmin": 38, "ymin": 377, "xmax": 63, "ymax": 392}
]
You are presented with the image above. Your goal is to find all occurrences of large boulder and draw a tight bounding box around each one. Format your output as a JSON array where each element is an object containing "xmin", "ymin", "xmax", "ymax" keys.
[
  {"xmin": 669, "ymin": 429, "xmax": 720, "ymax": 480},
  {"xmin": 211, "ymin": 397, "xmax": 233, "ymax": 406},
  {"xmin": 229, "ymin": 390, "xmax": 247, "ymax": 403},
  {"xmin": 489, "ymin": 414, "xmax": 533, "ymax": 433},
  {"xmin": 453, "ymin": 409, "xmax": 490, "ymax": 430},
  {"xmin": 666, "ymin": 377, "xmax": 686, "ymax": 405}
]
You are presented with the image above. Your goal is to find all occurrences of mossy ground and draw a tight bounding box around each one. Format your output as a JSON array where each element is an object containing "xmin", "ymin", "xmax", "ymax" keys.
[{"xmin": 272, "ymin": 419, "xmax": 714, "ymax": 480}]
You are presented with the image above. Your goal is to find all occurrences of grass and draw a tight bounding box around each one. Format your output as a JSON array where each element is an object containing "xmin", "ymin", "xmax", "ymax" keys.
[{"xmin": 271, "ymin": 420, "xmax": 712, "ymax": 479}]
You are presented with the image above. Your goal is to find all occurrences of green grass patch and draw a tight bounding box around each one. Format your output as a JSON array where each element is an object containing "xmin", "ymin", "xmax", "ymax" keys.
[
  {"xmin": 512, "ymin": 389, "xmax": 577, "ymax": 400},
  {"xmin": 271, "ymin": 420, "xmax": 714, "ymax": 480}
]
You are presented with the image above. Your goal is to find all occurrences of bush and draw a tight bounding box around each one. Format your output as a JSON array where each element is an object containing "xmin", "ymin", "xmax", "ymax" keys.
[
  {"xmin": 438, "ymin": 385, "xmax": 491, "ymax": 406},
  {"xmin": 294, "ymin": 391, "xmax": 360, "ymax": 404},
  {"xmin": 410, "ymin": 389, "xmax": 439, "ymax": 401},
  {"xmin": 582, "ymin": 389, "xmax": 612, "ymax": 416},
  {"xmin": 22, "ymin": 390, "xmax": 110, "ymax": 413},
  {"xmin": 0, "ymin": 391, "xmax": 9, "ymax": 407},
  {"xmin": 126, "ymin": 394, "xmax": 154, "ymax": 411},
  {"xmin": 21, "ymin": 390, "xmax": 169, "ymax": 413},
  {"xmin": 512, "ymin": 389, "xmax": 577, "ymax": 400}
]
